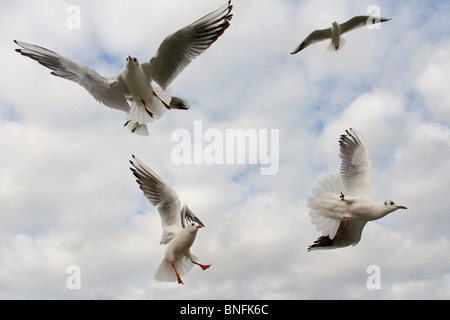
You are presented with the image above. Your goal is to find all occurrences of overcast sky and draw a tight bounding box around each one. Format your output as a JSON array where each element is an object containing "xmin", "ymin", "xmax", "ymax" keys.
[{"xmin": 1, "ymin": 0, "xmax": 450, "ymax": 299}]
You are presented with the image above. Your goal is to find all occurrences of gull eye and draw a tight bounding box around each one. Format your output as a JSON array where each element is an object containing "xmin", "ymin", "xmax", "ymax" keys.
[
  {"xmin": 133, "ymin": 58, "xmax": 137, "ymax": 62},
  {"xmin": 390, "ymin": 201, "xmax": 394, "ymax": 206}
]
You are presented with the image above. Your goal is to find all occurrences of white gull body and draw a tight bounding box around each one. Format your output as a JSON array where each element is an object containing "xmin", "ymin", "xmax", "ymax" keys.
[
  {"xmin": 130, "ymin": 155, "xmax": 210, "ymax": 284},
  {"xmin": 291, "ymin": 15, "xmax": 391, "ymax": 54},
  {"xmin": 307, "ymin": 128, "xmax": 407, "ymax": 251},
  {"xmin": 14, "ymin": 1, "xmax": 233, "ymax": 135}
]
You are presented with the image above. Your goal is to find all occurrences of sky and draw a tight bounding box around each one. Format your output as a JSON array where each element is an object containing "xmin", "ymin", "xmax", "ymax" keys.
[{"xmin": 1, "ymin": 0, "xmax": 450, "ymax": 300}]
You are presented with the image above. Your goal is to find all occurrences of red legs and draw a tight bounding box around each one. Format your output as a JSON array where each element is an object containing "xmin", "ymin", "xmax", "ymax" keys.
[
  {"xmin": 171, "ymin": 260, "xmax": 210, "ymax": 284},
  {"xmin": 191, "ymin": 260, "xmax": 211, "ymax": 271},
  {"xmin": 153, "ymin": 91, "xmax": 171, "ymax": 110},
  {"xmin": 171, "ymin": 261, "xmax": 184, "ymax": 285},
  {"xmin": 343, "ymin": 216, "xmax": 349, "ymax": 226},
  {"xmin": 141, "ymin": 99, "xmax": 154, "ymax": 118},
  {"xmin": 340, "ymin": 192, "xmax": 349, "ymax": 226}
]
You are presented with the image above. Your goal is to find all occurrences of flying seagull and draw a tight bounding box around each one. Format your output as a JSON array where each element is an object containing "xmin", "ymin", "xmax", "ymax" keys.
[
  {"xmin": 129, "ymin": 155, "xmax": 210, "ymax": 284},
  {"xmin": 14, "ymin": 1, "xmax": 233, "ymax": 135},
  {"xmin": 291, "ymin": 15, "xmax": 391, "ymax": 54},
  {"xmin": 307, "ymin": 128, "xmax": 407, "ymax": 251}
]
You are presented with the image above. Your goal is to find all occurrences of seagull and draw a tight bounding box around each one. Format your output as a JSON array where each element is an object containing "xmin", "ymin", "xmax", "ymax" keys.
[
  {"xmin": 307, "ymin": 128, "xmax": 407, "ymax": 251},
  {"xmin": 291, "ymin": 15, "xmax": 391, "ymax": 54},
  {"xmin": 129, "ymin": 155, "xmax": 210, "ymax": 284},
  {"xmin": 14, "ymin": 1, "xmax": 233, "ymax": 136}
]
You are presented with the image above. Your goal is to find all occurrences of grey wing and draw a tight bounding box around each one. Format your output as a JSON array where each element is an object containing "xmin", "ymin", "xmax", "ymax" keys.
[
  {"xmin": 340, "ymin": 15, "xmax": 391, "ymax": 34},
  {"xmin": 290, "ymin": 28, "xmax": 331, "ymax": 54},
  {"xmin": 170, "ymin": 96, "xmax": 191, "ymax": 110},
  {"xmin": 129, "ymin": 155, "xmax": 182, "ymax": 244},
  {"xmin": 339, "ymin": 128, "xmax": 372, "ymax": 197},
  {"xmin": 14, "ymin": 40, "xmax": 130, "ymax": 112},
  {"xmin": 180, "ymin": 204, "xmax": 205, "ymax": 228},
  {"xmin": 141, "ymin": 1, "xmax": 233, "ymax": 90},
  {"xmin": 308, "ymin": 220, "xmax": 367, "ymax": 251}
]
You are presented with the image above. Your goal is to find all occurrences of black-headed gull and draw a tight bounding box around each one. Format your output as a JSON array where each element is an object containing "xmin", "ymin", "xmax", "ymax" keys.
[
  {"xmin": 129, "ymin": 155, "xmax": 210, "ymax": 284},
  {"xmin": 307, "ymin": 128, "xmax": 407, "ymax": 251},
  {"xmin": 291, "ymin": 15, "xmax": 391, "ymax": 54},
  {"xmin": 14, "ymin": 1, "xmax": 233, "ymax": 135}
]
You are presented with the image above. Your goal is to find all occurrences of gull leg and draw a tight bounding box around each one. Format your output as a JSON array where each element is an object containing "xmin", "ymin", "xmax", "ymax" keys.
[
  {"xmin": 343, "ymin": 216, "xmax": 349, "ymax": 226},
  {"xmin": 340, "ymin": 192, "xmax": 346, "ymax": 201},
  {"xmin": 153, "ymin": 91, "xmax": 171, "ymax": 110},
  {"xmin": 191, "ymin": 260, "xmax": 211, "ymax": 271},
  {"xmin": 141, "ymin": 99, "xmax": 154, "ymax": 118},
  {"xmin": 171, "ymin": 261, "xmax": 184, "ymax": 284}
]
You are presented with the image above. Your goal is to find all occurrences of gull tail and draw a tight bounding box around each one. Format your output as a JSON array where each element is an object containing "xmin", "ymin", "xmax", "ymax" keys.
[
  {"xmin": 125, "ymin": 87, "xmax": 171, "ymax": 136},
  {"xmin": 154, "ymin": 255, "xmax": 197, "ymax": 283},
  {"xmin": 327, "ymin": 37, "xmax": 346, "ymax": 51},
  {"xmin": 307, "ymin": 174, "xmax": 344, "ymax": 239}
]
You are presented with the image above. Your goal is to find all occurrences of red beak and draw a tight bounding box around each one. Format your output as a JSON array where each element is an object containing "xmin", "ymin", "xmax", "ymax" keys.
[
  {"xmin": 396, "ymin": 206, "xmax": 407, "ymax": 210},
  {"xmin": 196, "ymin": 225, "xmax": 203, "ymax": 229}
]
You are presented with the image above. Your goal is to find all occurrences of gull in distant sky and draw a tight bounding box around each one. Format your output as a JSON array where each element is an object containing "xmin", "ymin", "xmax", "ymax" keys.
[
  {"xmin": 307, "ymin": 128, "xmax": 407, "ymax": 251},
  {"xmin": 14, "ymin": 1, "xmax": 233, "ymax": 135},
  {"xmin": 291, "ymin": 15, "xmax": 391, "ymax": 54},
  {"xmin": 130, "ymin": 155, "xmax": 210, "ymax": 284}
]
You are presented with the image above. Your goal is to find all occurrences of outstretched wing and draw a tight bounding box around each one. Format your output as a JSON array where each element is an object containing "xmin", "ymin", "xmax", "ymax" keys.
[
  {"xmin": 339, "ymin": 128, "xmax": 372, "ymax": 197},
  {"xmin": 181, "ymin": 204, "xmax": 205, "ymax": 228},
  {"xmin": 141, "ymin": 1, "xmax": 233, "ymax": 90},
  {"xmin": 14, "ymin": 40, "xmax": 130, "ymax": 112},
  {"xmin": 130, "ymin": 155, "xmax": 182, "ymax": 244},
  {"xmin": 340, "ymin": 15, "xmax": 391, "ymax": 34},
  {"xmin": 291, "ymin": 28, "xmax": 331, "ymax": 54}
]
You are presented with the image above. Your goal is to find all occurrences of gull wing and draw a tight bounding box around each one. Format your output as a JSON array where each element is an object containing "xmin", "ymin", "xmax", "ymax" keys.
[
  {"xmin": 130, "ymin": 155, "xmax": 183, "ymax": 244},
  {"xmin": 339, "ymin": 128, "xmax": 372, "ymax": 197},
  {"xmin": 340, "ymin": 15, "xmax": 391, "ymax": 34},
  {"xmin": 290, "ymin": 28, "xmax": 331, "ymax": 54},
  {"xmin": 14, "ymin": 40, "xmax": 130, "ymax": 112},
  {"xmin": 141, "ymin": 1, "xmax": 233, "ymax": 90},
  {"xmin": 308, "ymin": 219, "xmax": 367, "ymax": 251},
  {"xmin": 181, "ymin": 204, "xmax": 205, "ymax": 228}
]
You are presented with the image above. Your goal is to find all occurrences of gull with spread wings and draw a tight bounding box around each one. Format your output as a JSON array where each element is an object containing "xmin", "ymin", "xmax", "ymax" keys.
[
  {"xmin": 130, "ymin": 155, "xmax": 210, "ymax": 284},
  {"xmin": 291, "ymin": 15, "xmax": 391, "ymax": 54},
  {"xmin": 15, "ymin": 1, "xmax": 232, "ymax": 135},
  {"xmin": 307, "ymin": 128, "xmax": 407, "ymax": 251}
]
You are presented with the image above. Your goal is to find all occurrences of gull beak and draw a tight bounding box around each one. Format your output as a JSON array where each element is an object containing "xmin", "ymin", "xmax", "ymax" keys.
[
  {"xmin": 196, "ymin": 225, "xmax": 203, "ymax": 229},
  {"xmin": 127, "ymin": 55, "xmax": 132, "ymax": 61},
  {"xmin": 396, "ymin": 205, "xmax": 407, "ymax": 210}
]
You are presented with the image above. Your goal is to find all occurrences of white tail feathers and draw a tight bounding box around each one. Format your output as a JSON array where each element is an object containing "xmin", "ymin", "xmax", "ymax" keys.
[
  {"xmin": 307, "ymin": 174, "xmax": 344, "ymax": 239},
  {"xmin": 154, "ymin": 254, "xmax": 198, "ymax": 283},
  {"xmin": 125, "ymin": 87, "xmax": 172, "ymax": 135},
  {"xmin": 327, "ymin": 37, "xmax": 346, "ymax": 51}
]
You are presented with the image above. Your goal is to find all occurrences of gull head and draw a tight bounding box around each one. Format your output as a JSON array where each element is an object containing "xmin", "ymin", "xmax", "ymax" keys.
[
  {"xmin": 187, "ymin": 221, "xmax": 203, "ymax": 233},
  {"xmin": 126, "ymin": 56, "xmax": 139, "ymax": 67},
  {"xmin": 384, "ymin": 200, "xmax": 408, "ymax": 213}
]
